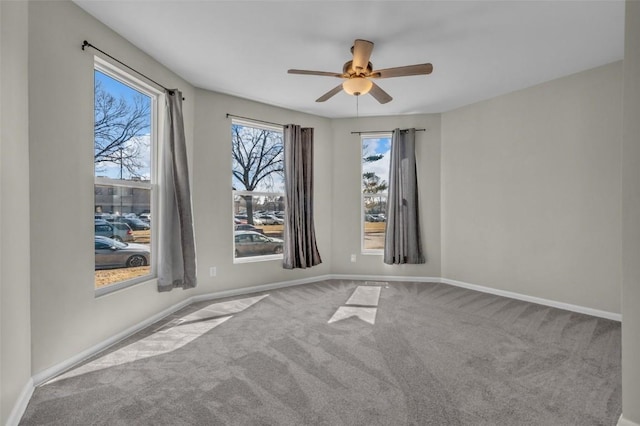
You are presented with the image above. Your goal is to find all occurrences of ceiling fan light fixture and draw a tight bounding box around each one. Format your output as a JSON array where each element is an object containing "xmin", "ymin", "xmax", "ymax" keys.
[{"xmin": 342, "ymin": 77, "xmax": 373, "ymax": 96}]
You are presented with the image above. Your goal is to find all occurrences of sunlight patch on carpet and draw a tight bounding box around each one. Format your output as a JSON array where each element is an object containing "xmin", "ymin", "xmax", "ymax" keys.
[
  {"xmin": 328, "ymin": 306, "xmax": 378, "ymax": 324},
  {"xmin": 364, "ymin": 280, "xmax": 390, "ymax": 288},
  {"xmin": 346, "ymin": 286, "xmax": 381, "ymax": 307},
  {"xmin": 47, "ymin": 295, "xmax": 269, "ymax": 383},
  {"xmin": 175, "ymin": 294, "xmax": 269, "ymax": 324},
  {"xmin": 329, "ymin": 286, "xmax": 382, "ymax": 325}
]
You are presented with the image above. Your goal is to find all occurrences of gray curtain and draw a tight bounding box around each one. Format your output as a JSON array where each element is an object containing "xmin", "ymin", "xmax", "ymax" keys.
[
  {"xmin": 157, "ymin": 89, "xmax": 197, "ymax": 291},
  {"xmin": 384, "ymin": 128, "xmax": 425, "ymax": 264},
  {"xmin": 283, "ymin": 124, "xmax": 322, "ymax": 269}
]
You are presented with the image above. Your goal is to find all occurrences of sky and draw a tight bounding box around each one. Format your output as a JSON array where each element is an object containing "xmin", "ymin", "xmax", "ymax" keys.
[
  {"xmin": 95, "ymin": 70, "xmax": 151, "ymax": 180},
  {"xmin": 96, "ymin": 135, "xmax": 152, "ymax": 180},
  {"xmin": 95, "ymin": 70, "xmax": 150, "ymax": 106},
  {"xmin": 94, "ymin": 74, "xmax": 390, "ymax": 187},
  {"xmin": 362, "ymin": 136, "xmax": 391, "ymax": 190}
]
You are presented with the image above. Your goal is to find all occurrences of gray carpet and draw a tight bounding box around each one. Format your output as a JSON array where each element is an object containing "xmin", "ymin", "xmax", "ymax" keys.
[{"xmin": 20, "ymin": 279, "xmax": 621, "ymax": 425}]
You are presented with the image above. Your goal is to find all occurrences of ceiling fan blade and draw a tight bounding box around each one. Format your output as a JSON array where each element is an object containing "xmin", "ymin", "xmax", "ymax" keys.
[
  {"xmin": 371, "ymin": 63, "xmax": 433, "ymax": 79},
  {"xmin": 288, "ymin": 69, "xmax": 344, "ymax": 78},
  {"xmin": 351, "ymin": 39, "xmax": 374, "ymax": 75},
  {"xmin": 316, "ymin": 84, "xmax": 344, "ymax": 102},
  {"xmin": 369, "ymin": 82, "xmax": 393, "ymax": 104}
]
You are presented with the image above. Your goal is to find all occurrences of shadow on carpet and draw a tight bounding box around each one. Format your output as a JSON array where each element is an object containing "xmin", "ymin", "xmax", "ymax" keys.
[{"xmin": 20, "ymin": 279, "xmax": 621, "ymax": 425}]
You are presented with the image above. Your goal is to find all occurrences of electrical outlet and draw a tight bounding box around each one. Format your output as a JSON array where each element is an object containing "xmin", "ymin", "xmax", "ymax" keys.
[
  {"xmin": 350, "ymin": 254, "xmax": 357, "ymax": 263},
  {"xmin": 209, "ymin": 267, "xmax": 217, "ymax": 277}
]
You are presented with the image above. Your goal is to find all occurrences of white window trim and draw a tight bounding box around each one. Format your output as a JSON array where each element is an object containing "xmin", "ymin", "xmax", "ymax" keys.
[
  {"xmin": 95, "ymin": 176, "xmax": 152, "ymax": 190},
  {"xmin": 94, "ymin": 57, "xmax": 162, "ymax": 297},
  {"xmin": 231, "ymin": 117, "xmax": 283, "ymax": 134},
  {"xmin": 361, "ymin": 133, "xmax": 391, "ymax": 255},
  {"xmin": 231, "ymin": 118, "xmax": 285, "ymax": 263}
]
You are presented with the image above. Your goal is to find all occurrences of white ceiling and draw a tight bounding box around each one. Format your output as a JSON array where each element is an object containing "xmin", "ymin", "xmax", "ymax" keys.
[{"xmin": 74, "ymin": 1, "xmax": 625, "ymax": 118}]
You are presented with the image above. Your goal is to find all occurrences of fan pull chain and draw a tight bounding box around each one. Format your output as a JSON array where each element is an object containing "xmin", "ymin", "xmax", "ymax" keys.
[{"xmin": 356, "ymin": 95, "xmax": 359, "ymax": 118}]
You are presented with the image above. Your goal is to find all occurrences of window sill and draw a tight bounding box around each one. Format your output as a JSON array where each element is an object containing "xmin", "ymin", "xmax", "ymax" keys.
[
  {"xmin": 95, "ymin": 274, "xmax": 156, "ymax": 298},
  {"xmin": 233, "ymin": 254, "xmax": 283, "ymax": 264},
  {"xmin": 361, "ymin": 250, "xmax": 383, "ymax": 256}
]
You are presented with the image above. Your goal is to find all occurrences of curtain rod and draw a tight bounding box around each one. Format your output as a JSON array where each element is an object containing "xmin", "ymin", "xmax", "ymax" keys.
[
  {"xmin": 351, "ymin": 128, "xmax": 426, "ymax": 135},
  {"xmin": 226, "ymin": 114, "xmax": 284, "ymax": 128},
  {"xmin": 82, "ymin": 40, "xmax": 184, "ymax": 100}
]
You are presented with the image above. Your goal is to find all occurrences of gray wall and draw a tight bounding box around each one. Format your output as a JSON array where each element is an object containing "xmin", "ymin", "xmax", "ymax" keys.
[
  {"xmin": 621, "ymin": 1, "xmax": 640, "ymax": 423},
  {"xmin": 1, "ymin": 0, "xmax": 631, "ymax": 422},
  {"xmin": 191, "ymin": 90, "xmax": 333, "ymax": 294},
  {"xmin": 330, "ymin": 115, "xmax": 441, "ymax": 278},
  {"xmin": 0, "ymin": 1, "xmax": 32, "ymax": 424},
  {"xmin": 441, "ymin": 62, "xmax": 623, "ymax": 314},
  {"xmin": 26, "ymin": 0, "xmax": 334, "ymax": 377},
  {"xmin": 28, "ymin": 1, "xmax": 197, "ymax": 374}
]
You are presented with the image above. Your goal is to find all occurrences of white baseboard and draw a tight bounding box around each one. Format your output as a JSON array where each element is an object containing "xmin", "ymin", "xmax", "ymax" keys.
[
  {"xmin": 31, "ymin": 297, "xmax": 194, "ymax": 386},
  {"xmin": 440, "ymin": 277, "xmax": 621, "ymax": 321},
  {"xmin": 331, "ymin": 274, "xmax": 441, "ymax": 283},
  {"xmin": 5, "ymin": 378, "xmax": 34, "ymax": 426},
  {"xmin": 31, "ymin": 274, "xmax": 333, "ymax": 387},
  {"xmin": 17, "ymin": 272, "xmax": 620, "ymax": 424},
  {"xmin": 332, "ymin": 274, "xmax": 620, "ymax": 321},
  {"xmin": 191, "ymin": 274, "xmax": 333, "ymax": 304},
  {"xmin": 619, "ymin": 415, "xmax": 640, "ymax": 426}
]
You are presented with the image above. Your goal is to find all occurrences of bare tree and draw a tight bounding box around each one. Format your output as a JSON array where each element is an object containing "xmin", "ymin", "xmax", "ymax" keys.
[
  {"xmin": 94, "ymin": 79, "xmax": 150, "ymax": 178},
  {"xmin": 232, "ymin": 124, "xmax": 284, "ymax": 224}
]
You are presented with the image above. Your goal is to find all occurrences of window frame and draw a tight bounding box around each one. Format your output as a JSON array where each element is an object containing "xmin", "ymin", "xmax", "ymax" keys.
[
  {"xmin": 361, "ymin": 133, "xmax": 391, "ymax": 255},
  {"xmin": 94, "ymin": 57, "xmax": 161, "ymax": 297},
  {"xmin": 231, "ymin": 119, "xmax": 285, "ymax": 264}
]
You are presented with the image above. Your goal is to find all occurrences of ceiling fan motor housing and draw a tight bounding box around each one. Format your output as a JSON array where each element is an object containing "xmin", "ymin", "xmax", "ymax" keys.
[
  {"xmin": 343, "ymin": 60, "xmax": 373, "ymax": 77},
  {"xmin": 287, "ymin": 38, "xmax": 431, "ymax": 104}
]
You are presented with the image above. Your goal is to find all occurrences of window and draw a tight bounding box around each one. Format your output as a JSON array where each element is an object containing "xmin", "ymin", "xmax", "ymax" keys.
[
  {"xmin": 231, "ymin": 120, "xmax": 284, "ymax": 262},
  {"xmin": 362, "ymin": 134, "xmax": 391, "ymax": 253},
  {"xmin": 94, "ymin": 58, "xmax": 158, "ymax": 293}
]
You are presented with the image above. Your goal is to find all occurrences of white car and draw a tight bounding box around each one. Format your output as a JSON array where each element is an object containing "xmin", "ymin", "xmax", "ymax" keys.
[{"xmin": 256, "ymin": 214, "xmax": 283, "ymax": 225}]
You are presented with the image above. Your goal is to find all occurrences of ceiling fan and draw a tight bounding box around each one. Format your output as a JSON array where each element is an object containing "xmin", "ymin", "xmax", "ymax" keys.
[{"xmin": 288, "ymin": 39, "xmax": 433, "ymax": 104}]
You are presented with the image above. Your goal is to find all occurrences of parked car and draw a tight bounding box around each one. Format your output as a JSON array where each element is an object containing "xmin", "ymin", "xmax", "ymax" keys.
[
  {"xmin": 95, "ymin": 213, "xmax": 116, "ymax": 222},
  {"xmin": 94, "ymin": 236, "xmax": 150, "ymax": 269},
  {"xmin": 366, "ymin": 213, "xmax": 386, "ymax": 222},
  {"xmin": 234, "ymin": 214, "xmax": 264, "ymax": 225},
  {"xmin": 234, "ymin": 224, "xmax": 265, "ymax": 234},
  {"xmin": 139, "ymin": 213, "xmax": 151, "ymax": 223},
  {"xmin": 256, "ymin": 213, "xmax": 284, "ymax": 225},
  {"xmin": 95, "ymin": 220, "xmax": 135, "ymax": 242},
  {"xmin": 234, "ymin": 231, "xmax": 283, "ymax": 257},
  {"xmin": 116, "ymin": 217, "xmax": 150, "ymax": 230}
]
